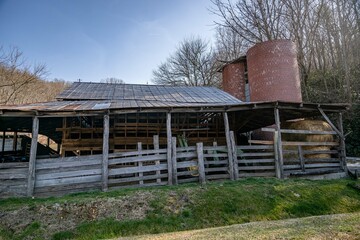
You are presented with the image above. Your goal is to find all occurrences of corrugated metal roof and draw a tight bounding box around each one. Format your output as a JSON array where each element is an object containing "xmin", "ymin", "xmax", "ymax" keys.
[
  {"xmin": 57, "ymin": 82, "xmax": 242, "ymax": 104},
  {"xmin": 0, "ymin": 100, "xmax": 238, "ymax": 112},
  {"xmin": 0, "ymin": 100, "xmax": 348, "ymax": 114}
]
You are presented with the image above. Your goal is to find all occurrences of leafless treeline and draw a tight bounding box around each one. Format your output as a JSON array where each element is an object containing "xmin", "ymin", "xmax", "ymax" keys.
[
  {"xmin": 0, "ymin": 46, "xmax": 69, "ymax": 105},
  {"xmin": 152, "ymin": 37, "xmax": 220, "ymax": 87},
  {"xmin": 212, "ymin": 0, "xmax": 360, "ymax": 103}
]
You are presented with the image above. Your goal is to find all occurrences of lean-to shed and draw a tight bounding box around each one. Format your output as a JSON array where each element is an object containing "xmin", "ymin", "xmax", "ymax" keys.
[{"xmin": 0, "ymin": 82, "xmax": 349, "ymax": 197}]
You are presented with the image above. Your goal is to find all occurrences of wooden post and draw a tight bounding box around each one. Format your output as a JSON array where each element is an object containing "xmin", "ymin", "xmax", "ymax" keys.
[
  {"xmin": 137, "ymin": 142, "xmax": 143, "ymax": 185},
  {"xmin": 102, "ymin": 114, "xmax": 110, "ymax": 191},
  {"xmin": 230, "ymin": 131, "xmax": 239, "ymax": 180},
  {"xmin": 274, "ymin": 108, "xmax": 284, "ymax": 179},
  {"xmin": 223, "ymin": 112, "xmax": 235, "ymax": 180},
  {"xmin": 171, "ymin": 137, "xmax": 178, "ymax": 185},
  {"xmin": 1, "ymin": 131, "xmax": 5, "ymax": 156},
  {"xmin": 273, "ymin": 131, "xmax": 281, "ymax": 178},
  {"xmin": 166, "ymin": 112, "xmax": 173, "ymax": 185},
  {"xmin": 337, "ymin": 113, "xmax": 347, "ymax": 172},
  {"xmin": 27, "ymin": 116, "xmax": 39, "ymax": 197},
  {"xmin": 60, "ymin": 117, "xmax": 66, "ymax": 157},
  {"xmin": 196, "ymin": 142, "xmax": 206, "ymax": 184},
  {"xmin": 298, "ymin": 145, "xmax": 305, "ymax": 172},
  {"xmin": 153, "ymin": 135, "xmax": 161, "ymax": 183},
  {"xmin": 13, "ymin": 131, "xmax": 18, "ymax": 152},
  {"xmin": 213, "ymin": 141, "xmax": 219, "ymax": 162}
]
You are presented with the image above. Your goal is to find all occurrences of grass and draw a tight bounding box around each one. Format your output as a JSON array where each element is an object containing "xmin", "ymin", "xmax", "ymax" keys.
[
  {"xmin": 131, "ymin": 212, "xmax": 360, "ymax": 240},
  {"xmin": 0, "ymin": 178, "xmax": 360, "ymax": 240}
]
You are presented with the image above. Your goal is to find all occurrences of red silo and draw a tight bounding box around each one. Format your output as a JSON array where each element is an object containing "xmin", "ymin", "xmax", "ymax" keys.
[
  {"xmin": 222, "ymin": 57, "xmax": 247, "ymax": 101},
  {"xmin": 247, "ymin": 39, "xmax": 302, "ymax": 102}
]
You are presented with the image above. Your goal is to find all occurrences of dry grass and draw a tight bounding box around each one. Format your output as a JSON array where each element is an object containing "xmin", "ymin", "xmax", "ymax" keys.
[{"xmin": 130, "ymin": 212, "xmax": 360, "ymax": 240}]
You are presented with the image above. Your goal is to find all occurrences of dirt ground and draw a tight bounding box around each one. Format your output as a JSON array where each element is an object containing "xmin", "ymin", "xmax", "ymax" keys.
[{"xmin": 0, "ymin": 191, "xmax": 155, "ymax": 239}]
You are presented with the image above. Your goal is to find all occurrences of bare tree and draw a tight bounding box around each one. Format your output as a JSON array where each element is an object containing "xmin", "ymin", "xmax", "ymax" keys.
[
  {"xmin": 211, "ymin": 0, "xmax": 288, "ymax": 45},
  {"xmin": 0, "ymin": 46, "xmax": 47, "ymax": 104},
  {"xmin": 215, "ymin": 26, "xmax": 247, "ymax": 61},
  {"xmin": 152, "ymin": 37, "xmax": 220, "ymax": 86},
  {"xmin": 211, "ymin": 0, "xmax": 360, "ymax": 103}
]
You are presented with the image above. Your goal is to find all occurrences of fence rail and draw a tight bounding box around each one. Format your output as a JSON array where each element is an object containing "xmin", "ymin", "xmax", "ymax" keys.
[
  {"xmin": 0, "ymin": 162, "xmax": 28, "ymax": 197},
  {"xmin": 0, "ymin": 130, "xmax": 346, "ymax": 198}
]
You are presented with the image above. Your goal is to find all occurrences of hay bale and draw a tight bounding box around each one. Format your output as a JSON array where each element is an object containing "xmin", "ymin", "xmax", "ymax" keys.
[{"xmin": 282, "ymin": 120, "xmax": 334, "ymax": 159}]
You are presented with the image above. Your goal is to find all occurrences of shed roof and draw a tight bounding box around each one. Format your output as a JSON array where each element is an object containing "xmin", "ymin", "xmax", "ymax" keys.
[{"xmin": 57, "ymin": 82, "xmax": 242, "ymax": 104}]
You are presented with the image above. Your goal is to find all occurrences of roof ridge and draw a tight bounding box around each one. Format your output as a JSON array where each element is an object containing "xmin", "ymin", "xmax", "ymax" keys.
[{"xmin": 68, "ymin": 81, "xmax": 218, "ymax": 89}]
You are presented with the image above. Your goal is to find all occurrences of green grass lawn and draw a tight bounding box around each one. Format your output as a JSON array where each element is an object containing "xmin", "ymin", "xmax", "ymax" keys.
[
  {"xmin": 130, "ymin": 212, "xmax": 360, "ymax": 240},
  {"xmin": 0, "ymin": 178, "xmax": 359, "ymax": 240}
]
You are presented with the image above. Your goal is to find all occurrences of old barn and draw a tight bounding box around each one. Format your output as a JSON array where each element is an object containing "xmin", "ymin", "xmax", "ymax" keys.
[{"xmin": 0, "ymin": 40, "xmax": 350, "ymax": 197}]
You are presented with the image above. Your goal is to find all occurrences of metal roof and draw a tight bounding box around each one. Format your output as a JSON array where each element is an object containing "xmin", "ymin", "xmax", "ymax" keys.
[
  {"xmin": 57, "ymin": 82, "xmax": 242, "ymax": 104},
  {"xmin": 0, "ymin": 99, "xmax": 240, "ymax": 112}
]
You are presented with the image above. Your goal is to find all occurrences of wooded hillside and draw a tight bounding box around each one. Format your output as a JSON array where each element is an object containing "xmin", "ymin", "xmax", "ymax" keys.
[{"xmin": 0, "ymin": 47, "xmax": 69, "ymax": 105}]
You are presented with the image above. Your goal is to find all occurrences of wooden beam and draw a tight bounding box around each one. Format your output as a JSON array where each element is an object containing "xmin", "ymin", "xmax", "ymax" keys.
[
  {"xmin": 223, "ymin": 112, "xmax": 235, "ymax": 180},
  {"xmin": 337, "ymin": 113, "xmax": 347, "ymax": 172},
  {"xmin": 274, "ymin": 108, "xmax": 284, "ymax": 179},
  {"xmin": 137, "ymin": 142, "xmax": 144, "ymax": 185},
  {"xmin": 298, "ymin": 145, "xmax": 305, "ymax": 172},
  {"xmin": 230, "ymin": 131, "xmax": 239, "ymax": 180},
  {"xmin": 1, "ymin": 131, "xmax": 5, "ymax": 156},
  {"xmin": 318, "ymin": 108, "xmax": 344, "ymax": 140},
  {"xmin": 153, "ymin": 135, "xmax": 161, "ymax": 183},
  {"xmin": 13, "ymin": 131, "xmax": 18, "ymax": 151},
  {"xmin": 102, "ymin": 114, "xmax": 110, "ymax": 191},
  {"xmin": 262, "ymin": 127, "xmax": 337, "ymax": 135},
  {"xmin": 273, "ymin": 131, "xmax": 281, "ymax": 178},
  {"xmin": 27, "ymin": 116, "xmax": 39, "ymax": 196},
  {"xmin": 196, "ymin": 142, "xmax": 206, "ymax": 184},
  {"xmin": 166, "ymin": 112, "xmax": 173, "ymax": 185},
  {"xmin": 171, "ymin": 137, "xmax": 178, "ymax": 185}
]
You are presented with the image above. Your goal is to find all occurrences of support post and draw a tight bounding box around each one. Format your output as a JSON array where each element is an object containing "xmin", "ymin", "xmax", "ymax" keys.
[
  {"xmin": 273, "ymin": 131, "xmax": 280, "ymax": 178},
  {"xmin": 137, "ymin": 142, "xmax": 143, "ymax": 185},
  {"xmin": 102, "ymin": 114, "xmax": 110, "ymax": 191},
  {"xmin": 196, "ymin": 142, "xmax": 206, "ymax": 184},
  {"xmin": 171, "ymin": 137, "xmax": 178, "ymax": 185},
  {"xmin": 1, "ymin": 131, "xmax": 5, "ymax": 156},
  {"xmin": 166, "ymin": 112, "xmax": 173, "ymax": 185},
  {"xmin": 274, "ymin": 108, "xmax": 284, "ymax": 179},
  {"xmin": 223, "ymin": 112, "xmax": 235, "ymax": 180},
  {"xmin": 13, "ymin": 131, "xmax": 18, "ymax": 152},
  {"xmin": 337, "ymin": 113, "xmax": 347, "ymax": 172},
  {"xmin": 27, "ymin": 116, "xmax": 39, "ymax": 197},
  {"xmin": 230, "ymin": 131, "xmax": 239, "ymax": 180},
  {"xmin": 153, "ymin": 135, "xmax": 161, "ymax": 183}
]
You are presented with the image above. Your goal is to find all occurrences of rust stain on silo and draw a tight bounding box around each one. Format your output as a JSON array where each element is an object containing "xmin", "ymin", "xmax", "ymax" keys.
[
  {"xmin": 222, "ymin": 59, "xmax": 247, "ymax": 101},
  {"xmin": 247, "ymin": 39, "xmax": 302, "ymax": 102}
]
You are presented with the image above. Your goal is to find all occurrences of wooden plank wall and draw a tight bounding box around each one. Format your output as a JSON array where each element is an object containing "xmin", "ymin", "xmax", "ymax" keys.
[
  {"xmin": 34, "ymin": 155, "xmax": 102, "ymax": 197},
  {"xmin": 0, "ymin": 162, "xmax": 28, "ymax": 198},
  {"xmin": 282, "ymin": 141, "xmax": 342, "ymax": 177},
  {"xmin": 107, "ymin": 148, "xmax": 169, "ymax": 189},
  {"xmin": 236, "ymin": 145, "xmax": 276, "ymax": 178},
  {"xmin": 252, "ymin": 128, "xmax": 342, "ymax": 177}
]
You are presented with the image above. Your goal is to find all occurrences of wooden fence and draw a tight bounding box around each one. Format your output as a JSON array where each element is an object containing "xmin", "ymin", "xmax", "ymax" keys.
[
  {"xmin": 0, "ymin": 162, "xmax": 28, "ymax": 197},
  {"xmin": 0, "ymin": 130, "xmax": 346, "ymax": 197},
  {"xmin": 34, "ymin": 155, "xmax": 102, "ymax": 197}
]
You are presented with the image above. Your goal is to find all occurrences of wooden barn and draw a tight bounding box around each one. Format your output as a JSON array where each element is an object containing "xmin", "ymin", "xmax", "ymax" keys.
[{"xmin": 0, "ymin": 81, "xmax": 349, "ymax": 197}]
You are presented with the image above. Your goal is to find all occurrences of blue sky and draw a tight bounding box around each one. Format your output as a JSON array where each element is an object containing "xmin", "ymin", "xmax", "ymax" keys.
[{"xmin": 0, "ymin": 0, "xmax": 217, "ymax": 84}]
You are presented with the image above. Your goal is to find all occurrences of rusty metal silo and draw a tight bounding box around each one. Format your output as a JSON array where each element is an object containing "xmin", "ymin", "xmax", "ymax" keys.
[
  {"xmin": 247, "ymin": 39, "xmax": 302, "ymax": 102},
  {"xmin": 221, "ymin": 57, "xmax": 247, "ymax": 102}
]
